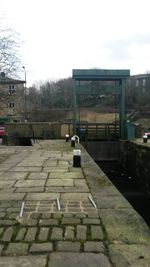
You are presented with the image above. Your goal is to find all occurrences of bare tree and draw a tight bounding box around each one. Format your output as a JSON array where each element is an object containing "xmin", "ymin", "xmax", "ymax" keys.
[{"xmin": 0, "ymin": 24, "xmax": 21, "ymax": 77}]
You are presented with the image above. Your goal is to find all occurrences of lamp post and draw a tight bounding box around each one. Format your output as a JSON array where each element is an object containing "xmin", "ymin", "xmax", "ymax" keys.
[{"xmin": 22, "ymin": 66, "xmax": 27, "ymax": 121}]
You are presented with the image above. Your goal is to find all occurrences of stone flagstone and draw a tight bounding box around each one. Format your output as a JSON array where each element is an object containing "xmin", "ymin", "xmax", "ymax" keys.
[
  {"xmin": 0, "ymin": 256, "xmax": 47, "ymax": 267},
  {"xmin": 15, "ymin": 180, "xmax": 45, "ymax": 187},
  {"xmin": 49, "ymin": 252, "xmax": 112, "ymax": 267},
  {"xmin": 0, "ymin": 140, "xmax": 149, "ymax": 267},
  {"xmin": 46, "ymin": 178, "xmax": 73, "ymax": 187},
  {"xmin": 25, "ymin": 192, "xmax": 60, "ymax": 200}
]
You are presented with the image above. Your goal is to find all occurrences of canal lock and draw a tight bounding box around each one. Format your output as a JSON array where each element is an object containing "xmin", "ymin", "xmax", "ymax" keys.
[{"xmin": 83, "ymin": 140, "xmax": 150, "ymax": 227}]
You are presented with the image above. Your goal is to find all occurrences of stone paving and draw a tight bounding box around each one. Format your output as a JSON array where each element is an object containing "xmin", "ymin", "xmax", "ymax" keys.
[{"xmin": 0, "ymin": 140, "xmax": 150, "ymax": 266}]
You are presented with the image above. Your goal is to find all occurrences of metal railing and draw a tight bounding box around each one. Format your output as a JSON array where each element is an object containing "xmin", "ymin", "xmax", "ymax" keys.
[{"xmin": 76, "ymin": 122, "xmax": 120, "ymax": 141}]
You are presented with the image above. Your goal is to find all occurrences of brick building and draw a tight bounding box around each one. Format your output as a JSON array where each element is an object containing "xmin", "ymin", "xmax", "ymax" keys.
[
  {"xmin": 126, "ymin": 73, "xmax": 150, "ymax": 108},
  {"xmin": 0, "ymin": 72, "xmax": 25, "ymax": 122},
  {"xmin": 127, "ymin": 73, "xmax": 150, "ymax": 92}
]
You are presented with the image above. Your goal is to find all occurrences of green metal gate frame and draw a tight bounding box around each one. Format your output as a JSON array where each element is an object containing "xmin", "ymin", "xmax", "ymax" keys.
[{"xmin": 72, "ymin": 69, "xmax": 130, "ymax": 139}]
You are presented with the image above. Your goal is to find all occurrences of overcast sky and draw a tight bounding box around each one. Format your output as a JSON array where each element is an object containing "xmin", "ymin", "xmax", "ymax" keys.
[{"xmin": 1, "ymin": 0, "xmax": 150, "ymax": 86}]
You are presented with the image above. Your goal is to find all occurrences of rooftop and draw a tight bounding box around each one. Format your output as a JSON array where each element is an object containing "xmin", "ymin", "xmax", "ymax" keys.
[{"xmin": 0, "ymin": 72, "xmax": 25, "ymax": 84}]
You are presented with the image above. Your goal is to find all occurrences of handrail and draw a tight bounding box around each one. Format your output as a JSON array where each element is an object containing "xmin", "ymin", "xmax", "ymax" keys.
[{"xmin": 72, "ymin": 135, "xmax": 80, "ymax": 143}]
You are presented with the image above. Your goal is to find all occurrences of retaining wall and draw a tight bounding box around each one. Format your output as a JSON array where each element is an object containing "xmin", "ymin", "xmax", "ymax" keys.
[
  {"xmin": 83, "ymin": 141, "xmax": 120, "ymax": 161},
  {"xmin": 120, "ymin": 140, "xmax": 150, "ymax": 193}
]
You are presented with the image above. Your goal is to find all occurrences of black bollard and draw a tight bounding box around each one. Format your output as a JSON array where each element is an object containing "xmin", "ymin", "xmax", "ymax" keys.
[
  {"xmin": 73, "ymin": 149, "xmax": 81, "ymax": 167},
  {"xmin": 143, "ymin": 135, "xmax": 148, "ymax": 143},
  {"xmin": 65, "ymin": 134, "xmax": 70, "ymax": 142},
  {"xmin": 71, "ymin": 137, "xmax": 76, "ymax": 147}
]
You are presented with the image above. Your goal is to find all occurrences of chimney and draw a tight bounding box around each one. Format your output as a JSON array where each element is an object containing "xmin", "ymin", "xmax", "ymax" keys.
[{"xmin": 0, "ymin": 72, "xmax": 5, "ymax": 78}]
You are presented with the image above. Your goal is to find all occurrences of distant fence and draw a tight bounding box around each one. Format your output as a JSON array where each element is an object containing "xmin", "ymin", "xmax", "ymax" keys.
[
  {"xmin": 4, "ymin": 122, "xmax": 120, "ymax": 141},
  {"xmin": 77, "ymin": 122, "xmax": 119, "ymax": 141},
  {"xmin": 61, "ymin": 122, "xmax": 120, "ymax": 141},
  {"xmin": 5, "ymin": 122, "xmax": 61, "ymax": 139}
]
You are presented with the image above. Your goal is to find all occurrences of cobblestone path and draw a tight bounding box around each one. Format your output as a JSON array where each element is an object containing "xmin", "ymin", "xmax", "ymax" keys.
[{"xmin": 0, "ymin": 140, "xmax": 150, "ymax": 266}]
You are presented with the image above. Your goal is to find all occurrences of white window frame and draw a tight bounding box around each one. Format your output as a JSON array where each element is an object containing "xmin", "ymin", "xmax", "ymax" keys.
[
  {"xmin": 8, "ymin": 84, "xmax": 16, "ymax": 95},
  {"xmin": 142, "ymin": 79, "xmax": 146, "ymax": 87},
  {"xmin": 9, "ymin": 102, "xmax": 15, "ymax": 108},
  {"xmin": 135, "ymin": 80, "xmax": 139, "ymax": 87}
]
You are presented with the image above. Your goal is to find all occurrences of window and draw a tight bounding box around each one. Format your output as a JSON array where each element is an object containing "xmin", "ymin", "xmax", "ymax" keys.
[
  {"xmin": 13, "ymin": 119, "xmax": 20, "ymax": 122},
  {"xmin": 135, "ymin": 80, "xmax": 139, "ymax": 87},
  {"xmin": 9, "ymin": 102, "xmax": 15, "ymax": 108},
  {"xmin": 142, "ymin": 79, "xmax": 146, "ymax": 87},
  {"xmin": 8, "ymin": 84, "xmax": 16, "ymax": 94},
  {"xmin": 8, "ymin": 109, "xmax": 14, "ymax": 115}
]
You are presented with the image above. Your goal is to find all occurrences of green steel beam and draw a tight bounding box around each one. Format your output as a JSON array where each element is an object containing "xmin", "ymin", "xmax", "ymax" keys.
[
  {"xmin": 119, "ymin": 79, "xmax": 126, "ymax": 139},
  {"xmin": 72, "ymin": 79, "xmax": 77, "ymax": 134},
  {"xmin": 77, "ymin": 84, "xmax": 121, "ymax": 95},
  {"xmin": 73, "ymin": 69, "xmax": 130, "ymax": 81},
  {"xmin": 72, "ymin": 69, "xmax": 130, "ymax": 139}
]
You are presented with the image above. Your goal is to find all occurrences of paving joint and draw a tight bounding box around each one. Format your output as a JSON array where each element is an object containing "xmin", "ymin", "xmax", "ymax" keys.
[{"xmin": 0, "ymin": 140, "xmax": 149, "ymax": 266}]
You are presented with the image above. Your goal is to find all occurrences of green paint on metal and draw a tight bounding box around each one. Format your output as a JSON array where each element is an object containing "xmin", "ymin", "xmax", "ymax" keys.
[
  {"xmin": 0, "ymin": 117, "xmax": 11, "ymax": 124},
  {"xmin": 72, "ymin": 69, "xmax": 130, "ymax": 139},
  {"xmin": 73, "ymin": 69, "xmax": 130, "ymax": 80},
  {"xmin": 126, "ymin": 121, "xmax": 135, "ymax": 140},
  {"xmin": 72, "ymin": 79, "xmax": 77, "ymax": 134},
  {"xmin": 119, "ymin": 79, "xmax": 126, "ymax": 139},
  {"xmin": 77, "ymin": 84, "xmax": 121, "ymax": 95}
]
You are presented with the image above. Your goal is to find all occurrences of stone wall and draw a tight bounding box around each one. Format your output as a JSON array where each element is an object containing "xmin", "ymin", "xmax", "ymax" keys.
[
  {"xmin": 120, "ymin": 140, "xmax": 150, "ymax": 193},
  {"xmin": 5, "ymin": 122, "xmax": 61, "ymax": 139},
  {"xmin": 0, "ymin": 82, "xmax": 24, "ymax": 121},
  {"xmin": 83, "ymin": 141, "xmax": 120, "ymax": 161}
]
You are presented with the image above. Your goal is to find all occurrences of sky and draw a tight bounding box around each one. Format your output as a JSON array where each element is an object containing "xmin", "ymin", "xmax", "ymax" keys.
[{"xmin": 1, "ymin": 0, "xmax": 150, "ymax": 86}]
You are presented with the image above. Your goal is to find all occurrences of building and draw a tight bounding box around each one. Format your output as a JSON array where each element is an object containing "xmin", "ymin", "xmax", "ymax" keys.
[
  {"xmin": 126, "ymin": 73, "xmax": 150, "ymax": 108},
  {"xmin": 0, "ymin": 72, "xmax": 25, "ymax": 122},
  {"xmin": 127, "ymin": 73, "xmax": 150, "ymax": 93}
]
